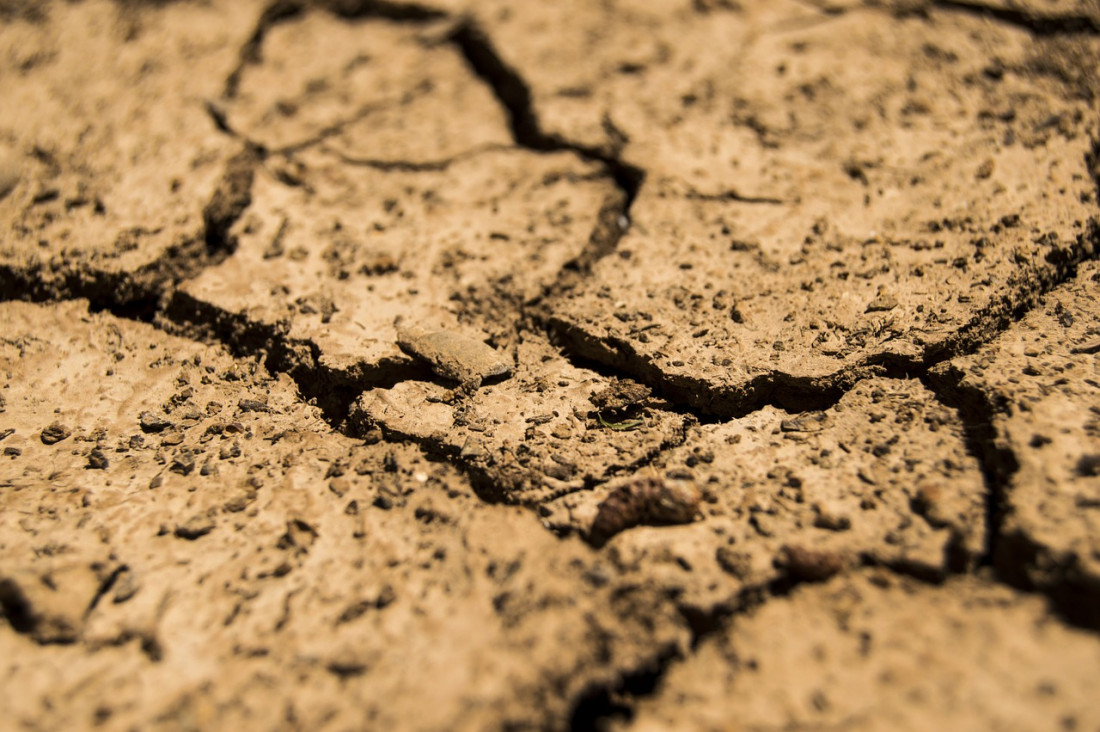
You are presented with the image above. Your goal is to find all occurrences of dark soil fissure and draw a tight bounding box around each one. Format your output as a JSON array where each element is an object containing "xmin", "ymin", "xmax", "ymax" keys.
[{"xmin": 931, "ymin": 0, "xmax": 1100, "ymax": 36}]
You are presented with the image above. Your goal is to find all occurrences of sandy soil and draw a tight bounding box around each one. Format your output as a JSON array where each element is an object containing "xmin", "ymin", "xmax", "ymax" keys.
[{"xmin": 1, "ymin": 1, "xmax": 1099, "ymax": 730}]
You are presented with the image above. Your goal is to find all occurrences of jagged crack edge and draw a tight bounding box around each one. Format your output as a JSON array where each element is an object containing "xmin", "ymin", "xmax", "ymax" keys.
[
  {"xmin": 931, "ymin": 0, "xmax": 1100, "ymax": 36},
  {"xmin": 161, "ymin": 290, "xmax": 423, "ymax": 427},
  {"xmin": 543, "ymin": 216, "xmax": 1100, "ymax": 422}
]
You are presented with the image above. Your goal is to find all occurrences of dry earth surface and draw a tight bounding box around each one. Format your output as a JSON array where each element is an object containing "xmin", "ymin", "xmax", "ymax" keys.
[{"xmin": 1, "ymin": 0, "xmax": 1099, "ymax": 730}]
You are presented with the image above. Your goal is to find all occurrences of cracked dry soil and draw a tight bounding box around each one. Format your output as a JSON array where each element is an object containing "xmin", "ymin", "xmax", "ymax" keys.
[{"xmin": 1, "ymin": 0, "xmax": 1100, "ymax": 730}]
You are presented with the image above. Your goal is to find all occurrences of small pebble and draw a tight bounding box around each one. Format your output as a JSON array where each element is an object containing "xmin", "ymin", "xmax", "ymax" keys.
[
  {"xmin": 139, "ymin": 411, "xmax": 172, "ymax": 433},
  {"xmin": 86, "ymin": 448, "xmax": 109, "ymax": 470},
  {"xmin": 175, "ymin": 514, "xmax": 215, "ymax": 540},
  {"xmin": 865, "ymin": 294, "xmax": 898, "ymax": 313},
  {"xmin": 40, "ymin": 423, "xmax": 71, "ymax": 445}
]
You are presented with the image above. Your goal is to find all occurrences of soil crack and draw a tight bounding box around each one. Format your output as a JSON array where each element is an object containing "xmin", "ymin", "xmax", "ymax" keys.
[
  {"xmin": 223, "ymin": 0, "xmax": 446, "ymax": 100},
  {"xmin": 447, "ymin": 18, "xmax": 645, "ymax": 246},
  {"xmin": 930, "ymin": 0, "xmax": 1100, "ymax": 36}
]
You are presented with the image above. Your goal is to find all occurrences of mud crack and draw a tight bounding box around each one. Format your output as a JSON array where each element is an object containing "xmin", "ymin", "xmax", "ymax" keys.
[
  {"xmin": 545, "ymin": 213, "xmax": 1100, "ymax": 423},
  {"xmin": 447, "ymin": 19, "xmax": 645, "ymax": 265},
  {"xmin": 925, "ymin": 364, "xmax": 1100, "ymax": 631},
  {"xmin": 930, "ymin": 0, "xmax": 1100, "ymax": 36},
  {"xmin": 0, "ymin": 140, "xmax": 263, "ymax": 321},
  {"xmin": 223, "ymin": 0, "xmax": 446, "ymax": 100}
]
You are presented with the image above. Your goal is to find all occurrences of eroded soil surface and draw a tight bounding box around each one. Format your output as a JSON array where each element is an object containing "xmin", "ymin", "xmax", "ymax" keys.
[{"xmin": 1, "ymin": 1, "xmax": 1099, "ymax": 730}]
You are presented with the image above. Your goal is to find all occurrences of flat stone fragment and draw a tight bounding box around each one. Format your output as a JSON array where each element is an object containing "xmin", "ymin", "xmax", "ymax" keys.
[
  {"xmin": 395, "ymin": 324, "xmax": 511, "ymax": 386},
  {"xmin": 0, "ymin": 0, "xmax": 263, "ymax": 300},
  {"xmin": 564, "ymin": 378, "xmax": 985, "ymax": 612},
  {"xmin": 626, "ymin": 571, "xmax": 1100, "ymax": 732},
  {"xmin": 0, "ymin": 301, "xmax": 688, "ymax": 731},
  {"xmin": 931, "ymin": 260, "xmax": 1100, "ymax": 626}
]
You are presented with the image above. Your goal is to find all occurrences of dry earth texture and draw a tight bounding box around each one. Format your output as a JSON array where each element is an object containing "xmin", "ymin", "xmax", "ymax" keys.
[{"xmin": 1, "ymin": 0, "xmax": 1099, "ymax": 730}]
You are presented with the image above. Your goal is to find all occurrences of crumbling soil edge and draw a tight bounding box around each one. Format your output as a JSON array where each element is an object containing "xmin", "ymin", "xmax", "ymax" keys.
[{"xmin": 0, "ymin": 141, "xmax": 259, "ymax": 319}]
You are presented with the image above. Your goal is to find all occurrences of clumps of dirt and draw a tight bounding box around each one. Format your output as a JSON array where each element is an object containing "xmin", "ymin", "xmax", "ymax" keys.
[{"xmin": 588, "ymin": 472, "xmax": 702, "ymax": 547}]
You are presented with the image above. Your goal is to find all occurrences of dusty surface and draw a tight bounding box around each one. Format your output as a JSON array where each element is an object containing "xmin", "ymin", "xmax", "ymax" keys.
[{"xmin": 1, "ymin": 0, "xmax": 1098, "ymax": 730}]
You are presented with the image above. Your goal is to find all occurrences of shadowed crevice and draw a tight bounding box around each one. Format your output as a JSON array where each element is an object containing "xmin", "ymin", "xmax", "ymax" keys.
[
  {"xmin": 162, "ymin": 290, "xmax": 421, "ymax": 427},
  {"xmin": 222, "ymin": 0, "xmax": 446, "ymax": 101},
  {"xmin": 447, "ymin": 18, "xmax": 645, "ymax": 247},
  {"xmin": 223, "ymin": 0, "xmax": 305, "ymax": 99},
  {"xmin": 931, "ymin": 0, "xmax": 1100, "ymax": 35},
  {"xmin": 924, "ymin": 362, "xmax": 1100, "ymax": 631}
]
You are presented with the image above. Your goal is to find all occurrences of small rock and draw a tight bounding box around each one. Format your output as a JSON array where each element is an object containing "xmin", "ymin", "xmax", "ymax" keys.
[
  {"xmin": 237, "ymin": 399, "xmax": 272, "ymax": 413},
  {"xmin": 780, "ymin": 412, "xmax": 827, "ymax": 433},
  {"xmin": 865, "ymin": 294, "xmax": 898, "ymax": 313},
  {"xmin": 395, "ymin": 323, "xmax": 511, "ymax": 387},
  {"xmin": 589, "ymin": 475, "xmax": 701, "ymax": 546},
  {"xmin": 776, "ymin": 545, "xmax": 846, "ymax": 582},
  {"xmin": 139, "ymin": 411, "xmax": 172, "ymax": 433},
  {"xmin": 0, "ymin": 428, "xmax": 14, "ymax": 442},
  {"xmin": 175, "ymin": 514, "xmax": 215, "ymax": 540},
  {"xmin": 716, "ymin": 546, "xmax": 753, "ymax": 580},
  {"xmin": 460, "ymin": 437, "xmax": 488, "ymax": 460},
  {"xmin": 590, "ymin": 379, "xmax": 651, "ymax": 411},
  {"xmin": 40, "ymin": 423, "xmax": 71, "ymax": 445},
  {"xmin": 86, "ymin": 448, "xmax": 109, "ymax": 470},
  {"xmin": 329, "ymin": 477, "xmax": 350, "ymax": 497},
  {"xmin": 813, "ymin": 502, "xmax": 852, "ymax": 532},
  {"xmin": 362, "ymin": 425, "xmax": 383, "ymax": 444},
  {"xmin": 111, "ymin": 569, "xmax": 140, "ymax": 604},
  {"xmin": 170, "ymin": 450, "xmax": 196, "ymax": 475}
]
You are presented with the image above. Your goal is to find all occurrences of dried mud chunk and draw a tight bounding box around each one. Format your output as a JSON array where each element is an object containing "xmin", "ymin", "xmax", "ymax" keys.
[
  {"xmin": 589, "ymin": 474, "xmax": 702, "ymax": 546},
  {"xmin": 350, "ymin": 338, "xmax": 688, "ymax": 505},
  {"xmin": 536, "ymin": 7, "xmax": 1098, "ymax": 417},
  {"xmin": 39, "ymin": 422, "xmax": 70, "ymax": 445},
  {"xmin": 139, "ymin": 411, "xmax": 172, "ymax": 433},
  {"xmin": 180, "ymin": 147, "xmax": 615, "ymax": 387},
  {"xmin": 0, "ymin": 1, "xmax": 259, "ymax": 298},
  {"xmin": 630, "ymin": 571, "xmax": 1100, "ymax": 732},
  {"xmin": 395, "ymin": 324, "xmax": 511, "ymax": 387},
  {"xmin": 590, "ymin": 378, "xmax": 651, "ymax": 412},
  {"xmin": 221, "ymin": 9, "xmax": 510, "ymax": 160},
  {"xmin": 589, "ymin": 378, "xmax": 985, "ymax": 612}
]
